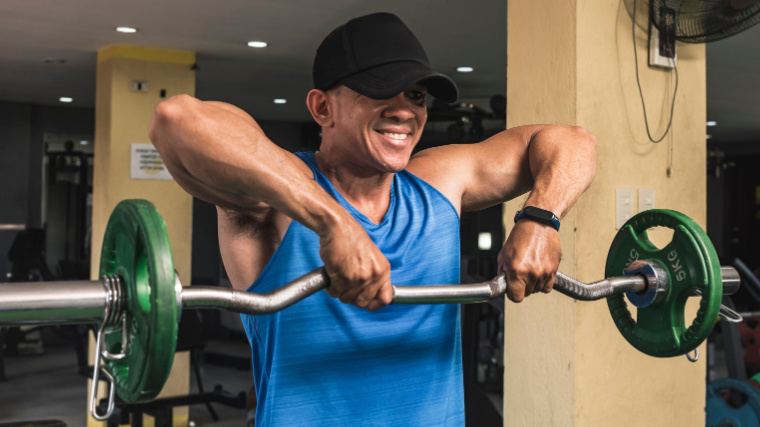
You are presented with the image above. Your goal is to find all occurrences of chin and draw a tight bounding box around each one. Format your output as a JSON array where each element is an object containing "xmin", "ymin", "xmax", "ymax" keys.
[{"xmin": 384, "ymin": 159, "xmax": 411, "ymax": 173}]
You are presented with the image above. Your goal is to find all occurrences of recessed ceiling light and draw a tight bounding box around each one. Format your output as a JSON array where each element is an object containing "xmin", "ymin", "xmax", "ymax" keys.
[
  {"xmin": 273, "ymin": 99, "xmax": 287, "ymax": 104},
  {"xmin": 457, "ymin": 67, "xmax": 474, "ymax": 73},
  {"xmin": 248, "ymin": 41, "xmax": 268, "ymax": 48},
  {"xmin": 706, "ymin": 121, "xmax": 717, "ymax": 127},
  {"xmin": 59, "ymin": 97, "xmax": 73, "ymax": 103},
  {"xmin": 706, "ymin": 134, "xmax": 713, "ymax": 139},
  {"xmin": 116, "ymin": 27, "xmax": 138, "ymax": 33},
  {"xmin": 80, "ymin": 140, "xmax": 88, "ymax": 145}
]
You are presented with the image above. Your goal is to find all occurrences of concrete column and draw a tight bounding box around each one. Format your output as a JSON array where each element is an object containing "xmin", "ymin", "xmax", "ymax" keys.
[
  {"xmin": 504, "ymin": 0, "xmax": 706, "ymax": 425},
  {"xmin": 88, "ymin": 45, "xmax": 195, "ymax": 427}
]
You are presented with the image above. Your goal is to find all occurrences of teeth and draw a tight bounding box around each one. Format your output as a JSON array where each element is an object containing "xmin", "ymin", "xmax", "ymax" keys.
[{"xmin": 380, "ymin": 132, "xmax": 408, "ymax": 140}]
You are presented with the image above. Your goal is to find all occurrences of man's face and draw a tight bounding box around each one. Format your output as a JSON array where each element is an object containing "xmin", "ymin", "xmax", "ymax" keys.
[{"xmin": 325, "ymin": 84, "xmax": 428, "ymax": 174}]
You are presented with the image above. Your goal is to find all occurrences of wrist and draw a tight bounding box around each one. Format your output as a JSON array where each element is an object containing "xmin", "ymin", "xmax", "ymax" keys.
[
  {"xmin": 312, "ymin": 202, "xmax": 360, "ymax": 241},
  {"xmin": 514, "ymin": 206, "xmax": 560, "ymax": 231},
  {"xmin": 312, "ymin": 207, "xmax": 352, "ymax": 239},
  {"xmin": 294, "ymin": 181, "xmax": 351, "ymax": 239}
]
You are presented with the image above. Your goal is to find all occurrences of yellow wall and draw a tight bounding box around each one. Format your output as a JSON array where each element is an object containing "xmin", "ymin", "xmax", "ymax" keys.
[
  {"xmin": 505, "ymin": 0, "xmax": 706, "ymax": 425},
  {"xmin": 88, "ymin": 45, "xmax": 195, "ymax": 427}
]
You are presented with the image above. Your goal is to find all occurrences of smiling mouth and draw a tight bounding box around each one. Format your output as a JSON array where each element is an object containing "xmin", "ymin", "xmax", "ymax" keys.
[{"xmin": 375, "ymin": 130, "xmax": 411, "ymax": 140}]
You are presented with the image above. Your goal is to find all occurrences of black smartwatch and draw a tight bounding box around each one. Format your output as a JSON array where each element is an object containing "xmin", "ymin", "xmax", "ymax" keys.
[{"xmin": 514, "ymin": 206, "xmax": 560, "ymax": 231}]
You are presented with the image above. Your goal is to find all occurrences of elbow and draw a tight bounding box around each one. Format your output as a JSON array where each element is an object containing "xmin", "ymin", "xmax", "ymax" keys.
[
  {"xmin": 568, "ymin": 125, "xmax": 597, "ymax": 162},
  {"xmin": 570, "ymin": 125, "xmax": 597, "ymax": 150},
  {"xmin": 149, "ymin": 94, "xmax": 196, "ymax": 148}
]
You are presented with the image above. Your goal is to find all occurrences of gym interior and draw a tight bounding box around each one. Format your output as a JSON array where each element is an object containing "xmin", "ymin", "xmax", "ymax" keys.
[{"xmin": 1, "ymin": 0, "xmax": 759, "ymax": 426}]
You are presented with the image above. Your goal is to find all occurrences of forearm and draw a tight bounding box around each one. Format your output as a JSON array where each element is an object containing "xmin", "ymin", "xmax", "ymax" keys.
[
  {"xmin": 523, "ymin": 126, "xmax": 597, "ymax": 218},
  {"xmin": 149, "ymin": 95, "xmax": 351, "ymax": 236}
]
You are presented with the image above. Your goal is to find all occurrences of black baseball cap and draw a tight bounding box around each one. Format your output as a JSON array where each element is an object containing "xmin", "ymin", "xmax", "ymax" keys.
[{"xmin": 313, "ymin": 12, "xmax": 459, "ymax": 103}]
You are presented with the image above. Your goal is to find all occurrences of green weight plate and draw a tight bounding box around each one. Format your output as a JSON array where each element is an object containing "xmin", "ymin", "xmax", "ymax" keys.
[
  {"xmin": 605, "ymin": 210, "xmax": 722, "ymax": 357},
  {"xmin": 99, "ymin": 199, "xmax": 177, "ymax": 402}
]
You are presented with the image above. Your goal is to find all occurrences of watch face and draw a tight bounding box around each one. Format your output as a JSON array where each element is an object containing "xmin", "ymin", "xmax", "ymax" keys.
[{"xmin": 524, "ymin": 206, "xmax": 554, "ymax": 221}]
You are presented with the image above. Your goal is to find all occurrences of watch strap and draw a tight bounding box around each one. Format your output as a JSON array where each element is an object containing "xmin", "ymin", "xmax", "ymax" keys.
[{"xmin": 514, "ymin": 206, "xmax": 561, "ymax": 231}]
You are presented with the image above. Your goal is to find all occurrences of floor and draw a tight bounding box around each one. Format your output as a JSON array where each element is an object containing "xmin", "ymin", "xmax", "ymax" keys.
[
  {"xmin": 2, "ymin": 324, "xmax": 736, "ymax": 426},
  {"xmin": 0, "ymin": 327, "xmax": 253, "ymax": 427}
]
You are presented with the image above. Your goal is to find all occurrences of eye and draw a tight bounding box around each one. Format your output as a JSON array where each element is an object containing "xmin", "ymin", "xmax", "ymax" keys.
[{"xmin": 406, "ymin": 89, "xmax": 427, "ymax": 104}]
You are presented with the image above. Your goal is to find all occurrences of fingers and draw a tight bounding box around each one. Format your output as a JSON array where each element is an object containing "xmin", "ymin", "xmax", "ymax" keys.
[
  {"xmin": 319, "ymin": 221, "xmax": 393, "ymax": 311},
  {"xmin": 323, "ymin": 260, "xmax": 392, "ymax": 311},
  {"xmin": 503, "ymin": 263, "xmax": 557, "ymax": 303},
  {"xmin": 330, "ymin": 278, "xmax": 392, "ymax": 311},
  {"xmin": 499, "ymin": 219, "xmax": 562, "ymax": 303},
  {"xmin": 504, "ymin": 267, "xmax": 525, "ymax": 303},
  {"xmin": 540, "ymin": 272, "xmax": 556, "ymax": 294},
  {"xmin": 366, "ymin": 284, "xmax": 394, "ymax": 311},
  {"xmin": 341, "ymin": 274, "xmax": 389, "ymax": 308}
]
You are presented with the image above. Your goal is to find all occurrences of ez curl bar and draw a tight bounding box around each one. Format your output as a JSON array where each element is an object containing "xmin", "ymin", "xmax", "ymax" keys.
[{"xmin": 0, "ymin": 200, "xmax": 741, "ymax": 420}]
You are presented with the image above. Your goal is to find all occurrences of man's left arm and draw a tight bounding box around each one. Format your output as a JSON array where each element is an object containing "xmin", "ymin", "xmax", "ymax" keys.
[{"xmin": 409, "ymin": 124, "xmax": 597, "ymax": 302}]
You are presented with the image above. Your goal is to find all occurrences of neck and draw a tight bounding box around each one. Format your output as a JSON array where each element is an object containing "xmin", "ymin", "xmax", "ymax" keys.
[{"xmin": 314, "ymin": 150, "xmax": 395, "ymax": 224}]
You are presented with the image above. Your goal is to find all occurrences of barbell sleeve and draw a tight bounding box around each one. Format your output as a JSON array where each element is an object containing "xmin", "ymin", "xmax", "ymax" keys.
[
  {"xmin": 0, "ymin": 280, "xmax": 108, "ymax": 326},
  {"xmin": 720, "ymin": 266, "xmax": 741, "ymax": 295}
]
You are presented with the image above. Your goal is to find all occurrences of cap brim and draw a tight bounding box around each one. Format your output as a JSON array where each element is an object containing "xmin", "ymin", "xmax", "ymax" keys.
[{"xmin": 339, "ymin": 61, "xmax": 459, "ymax": 103}]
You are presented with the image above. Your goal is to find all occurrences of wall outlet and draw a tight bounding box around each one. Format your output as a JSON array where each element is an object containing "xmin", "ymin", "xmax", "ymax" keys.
[
  {"xmin": 616, "ymin": 188, "xmax": 635, "ymax": 229},
  {"xmin": 639, "ymin": 188, "xmax": 655, "ymax": 212},
  {"xmin": 130, "ymin": 81, "xmax": 149, "ymax": 92},
  {"xmin": 648, "ymin": 7, "xmax": 676, "ymax": 69}
]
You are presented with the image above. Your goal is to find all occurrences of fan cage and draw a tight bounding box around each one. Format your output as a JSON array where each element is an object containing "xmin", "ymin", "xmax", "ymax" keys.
[{"xmin": 651, "ymin": 0, "xmax": 760, "ymax": 43}]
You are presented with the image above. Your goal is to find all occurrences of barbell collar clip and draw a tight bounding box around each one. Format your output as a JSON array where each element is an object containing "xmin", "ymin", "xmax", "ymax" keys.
[
  {"xmin": 718, "ymin": 304, "xmax": 743, "ymax": 324},
  {"xmin": 89, "ymin": 325, "xmax": 117, "ymax": 421}
]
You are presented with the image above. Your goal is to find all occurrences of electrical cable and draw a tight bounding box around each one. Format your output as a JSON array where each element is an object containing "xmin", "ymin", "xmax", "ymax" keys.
[{"xmin": 632, "ymin": 0, "xmax": 679, "ymax": 143}]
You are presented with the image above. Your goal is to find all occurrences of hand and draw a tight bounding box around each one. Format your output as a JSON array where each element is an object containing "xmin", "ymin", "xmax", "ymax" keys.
[
  {"xmin": 318, "ymin": 219, "xmax": 393, "ymax": 311},
  {"xmin": 497, "ymin": 220, "xmax": 561, "ymax": 302}
]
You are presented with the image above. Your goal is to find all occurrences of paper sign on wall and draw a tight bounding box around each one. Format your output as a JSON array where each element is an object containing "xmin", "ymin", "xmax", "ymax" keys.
[{"xmin": 130, "ymin": 143, "xmax": 173, "ymax": 180}]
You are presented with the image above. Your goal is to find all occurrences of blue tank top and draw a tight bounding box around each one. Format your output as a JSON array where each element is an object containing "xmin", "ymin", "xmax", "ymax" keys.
[{"xmin": 240, "ymin": 152, "xmax": 463, "ymax": 426}]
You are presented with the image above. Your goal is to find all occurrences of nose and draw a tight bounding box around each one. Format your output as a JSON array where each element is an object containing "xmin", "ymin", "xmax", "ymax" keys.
[{"xmin": 380, "ymin": 94, "xmax": 417, "ymax": 122}]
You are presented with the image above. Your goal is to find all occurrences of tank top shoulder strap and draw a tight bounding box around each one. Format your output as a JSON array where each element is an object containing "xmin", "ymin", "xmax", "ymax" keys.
[
  {"xmin": 294, "ymin": 151, "xmax": 318, "ymax": 176},
  {"xmin": 296, "ymin": 151, "xmax": 337, "ymax": 192}
]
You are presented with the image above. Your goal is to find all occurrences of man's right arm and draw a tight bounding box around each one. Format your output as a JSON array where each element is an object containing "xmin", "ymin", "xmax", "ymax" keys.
[
  {"xmin": 148, "ymin": 95, "xmax": 392, "ymax": 309},
  {"xmin": 150, "ymin": 95, "xmax": 327, "ymax": 217}
]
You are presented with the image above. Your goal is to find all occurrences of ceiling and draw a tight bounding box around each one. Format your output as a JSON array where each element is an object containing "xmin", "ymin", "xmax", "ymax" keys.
[{"xmin": 0, "ymin": 0, "xmax": 756, "ymax": 143}]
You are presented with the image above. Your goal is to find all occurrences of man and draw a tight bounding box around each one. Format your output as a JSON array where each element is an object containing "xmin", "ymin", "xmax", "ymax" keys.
[{"xmin": 150, "ymin": 12, "xmax": 596, "ymax": 426}]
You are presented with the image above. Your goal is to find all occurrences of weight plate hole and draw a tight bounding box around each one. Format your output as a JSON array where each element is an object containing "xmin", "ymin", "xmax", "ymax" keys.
[
  {"xmin": 720, "ymin": 389, "xmax": 750, "ymax": 408},
  {"xmin": 645, "ymin": 227, "xmax": 674, "ymax": 251},
  {"xmin": 625, "ymin": 298, "xmax": 638, "ymax": 321}
]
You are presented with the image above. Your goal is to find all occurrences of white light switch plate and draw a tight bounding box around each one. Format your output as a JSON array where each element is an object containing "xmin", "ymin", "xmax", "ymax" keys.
[
  {"xmin": 616, "ymin": 188, "xmax": 634, "ymax": 230},
  {"xmin": 639, "ymin": 188, "xmax": 655, "ymax": 212}
]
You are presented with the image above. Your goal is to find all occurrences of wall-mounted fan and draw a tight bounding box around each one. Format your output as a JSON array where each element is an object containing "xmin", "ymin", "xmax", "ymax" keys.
[
  {"xmin": 627, "ymin": 0, "xmax": 760, "ymax": 68},
  {"xmin": 650, "ymin": 0, "xmax": 760, "ymax": 44},
  {"xmin": 625, "ymin": 0, "xmax": 760, "ymax": 143}
]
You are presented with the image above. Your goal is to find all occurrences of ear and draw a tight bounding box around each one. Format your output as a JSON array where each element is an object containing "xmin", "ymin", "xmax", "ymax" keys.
[{"xmin": 306, "ymin": 89, "xmax": 334, "ymax": 127}]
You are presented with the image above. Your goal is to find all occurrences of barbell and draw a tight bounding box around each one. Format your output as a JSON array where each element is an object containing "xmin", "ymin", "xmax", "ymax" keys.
[{"xmin": 0, "ymin": 200, "xmax": 742, "ymax": 420}]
